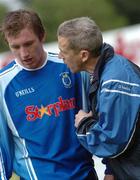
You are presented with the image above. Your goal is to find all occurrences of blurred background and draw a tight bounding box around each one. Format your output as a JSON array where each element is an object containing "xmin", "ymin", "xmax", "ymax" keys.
[
  {"xmin": 0, "ymin": 0, "xmax": 140, "ymax": 68},
  {"xmin": 0, "ymin": 0, "xmax": 139, "ymax": 179}
]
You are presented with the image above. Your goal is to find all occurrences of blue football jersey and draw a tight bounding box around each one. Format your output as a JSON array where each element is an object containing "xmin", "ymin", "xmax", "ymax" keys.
[{"xmin": 0, "ymin": 52, "xmax": 94, "ymax": 180}]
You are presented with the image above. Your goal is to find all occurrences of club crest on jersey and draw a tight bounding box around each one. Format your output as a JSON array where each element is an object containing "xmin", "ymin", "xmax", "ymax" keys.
[{"xmin": 60, "ymin": 72, "xmax": 72, "ymax": 88}]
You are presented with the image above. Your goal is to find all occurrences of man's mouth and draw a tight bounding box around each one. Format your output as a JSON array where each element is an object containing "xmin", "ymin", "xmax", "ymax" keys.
[{"xmin": 23, "ymin": 58, "xmax": 33, "ymax": 64}]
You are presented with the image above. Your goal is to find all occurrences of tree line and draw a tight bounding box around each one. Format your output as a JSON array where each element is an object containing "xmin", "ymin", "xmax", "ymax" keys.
[{"xmin": 0, "ymin": 0, "xmax": 139, "ymax": 52}]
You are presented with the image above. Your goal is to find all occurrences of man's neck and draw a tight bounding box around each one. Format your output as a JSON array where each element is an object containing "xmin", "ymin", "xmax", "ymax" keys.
[{"xmin": 84, "ymin": 56, "xmax": 99, "ymax": 74}]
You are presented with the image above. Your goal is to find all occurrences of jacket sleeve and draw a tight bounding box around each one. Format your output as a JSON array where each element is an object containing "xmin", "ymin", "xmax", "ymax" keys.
[
  {"xmin": 0, "ymin": 109, "xmax": 13, "ymax": 179},
  {"xmin": 76, "ymin": 77, "xmax": 140, "ymax": 158},
  {"xmin": 80, "ymin": 71, "xmax": 90, "ymax": 112}
]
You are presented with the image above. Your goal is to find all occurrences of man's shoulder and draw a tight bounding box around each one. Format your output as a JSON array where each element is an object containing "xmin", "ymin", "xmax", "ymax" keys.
[
  {"xmin": 0, "ymin": 61, "xmax": 19, "ymax": 85},
  {"xmin": 0, "ymin": 60, "xmax": 16, "ymax": 74},
  {"xmin": 47, "ymin": 52, "xmax": 64, "ymax": 64}
]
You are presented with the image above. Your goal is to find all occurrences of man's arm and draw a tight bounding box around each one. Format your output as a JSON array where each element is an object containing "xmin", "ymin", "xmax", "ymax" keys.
[
  {"xmin": 0, "ymin": 109, "xmax": 13, "ymax": 179},
  {"xmin": 76, "ymin": 79, "xmax": 140, "ymax": 158}
]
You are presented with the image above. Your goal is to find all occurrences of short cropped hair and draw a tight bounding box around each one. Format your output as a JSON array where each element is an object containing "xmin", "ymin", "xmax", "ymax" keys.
[{"xmin": 57, "ymin": 17, "xmax": 103, "ymax": 57}]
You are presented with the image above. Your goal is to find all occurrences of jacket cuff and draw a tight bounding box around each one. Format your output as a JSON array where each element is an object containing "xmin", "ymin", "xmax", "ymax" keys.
[
  {"xmin": 76, "ymin": 116, "xmax": 97, "ymax": 134},
  {"xmin": 102, "ymin": 158, "xmax": 113, "ymax": 175}
]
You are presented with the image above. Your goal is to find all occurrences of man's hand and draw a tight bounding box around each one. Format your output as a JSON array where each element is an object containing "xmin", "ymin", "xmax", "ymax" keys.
[
  {"xmin": 104, "ymin": 175, "xmax": 115, "ymax": 180},
  {"xmin": 75, "ymin": 110, "xmax": 92, "ymax": 127}
]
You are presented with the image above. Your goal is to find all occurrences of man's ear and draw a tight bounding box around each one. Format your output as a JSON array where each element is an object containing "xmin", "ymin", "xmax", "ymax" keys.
[
  {"xmin": 80, "ymin": 50, "xmax": 90, "ymax": 63},
  {"xmin": 40, "ymin": 32, "xmax": 46, "ymax": 42}
]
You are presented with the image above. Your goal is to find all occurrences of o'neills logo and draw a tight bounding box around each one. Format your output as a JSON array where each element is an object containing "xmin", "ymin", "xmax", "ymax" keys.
[
  {"xmin": 25, "ymin": 96, "xmax": 76, "ymax": 121},
  {"xmin": 15, "ymin": 87, "xmax": 35, "ymax": 97}
]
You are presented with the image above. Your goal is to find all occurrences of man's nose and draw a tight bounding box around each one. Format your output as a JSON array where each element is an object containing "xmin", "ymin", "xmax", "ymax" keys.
[
  {"xmin": 59, "ymin": 51, "xmax": 65, "ymax": 59},
  {"xmin": 58, "ymin": 52, "xmax": 62, "ymax": 59},
  {"xmin": 20, "ymin": 47, "xmax": 29, "ymax": 58}
]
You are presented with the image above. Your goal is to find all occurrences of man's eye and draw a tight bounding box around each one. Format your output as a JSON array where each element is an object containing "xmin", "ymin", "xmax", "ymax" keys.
[
  {"xmin": 11, "ymin": 46, "xmax": 19, "ymax": 49},
  {"xmin": 25, "ymin": 42, "xmax": 33, "ymax": 47}
]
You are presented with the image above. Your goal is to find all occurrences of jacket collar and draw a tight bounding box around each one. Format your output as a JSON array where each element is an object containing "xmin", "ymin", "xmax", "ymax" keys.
[{"xmin": 89, "ymin": 43, "xmax": 114, "ymax": 117}]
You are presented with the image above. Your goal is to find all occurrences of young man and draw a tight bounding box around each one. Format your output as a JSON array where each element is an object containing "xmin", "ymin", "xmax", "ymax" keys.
[
  {"xmin": 57, "ymin": 17, "xmax": 140, "ymax": 179},
  {"xmin": 0, "ymin": 10, "xmax": 98, "ymax": 179}
]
